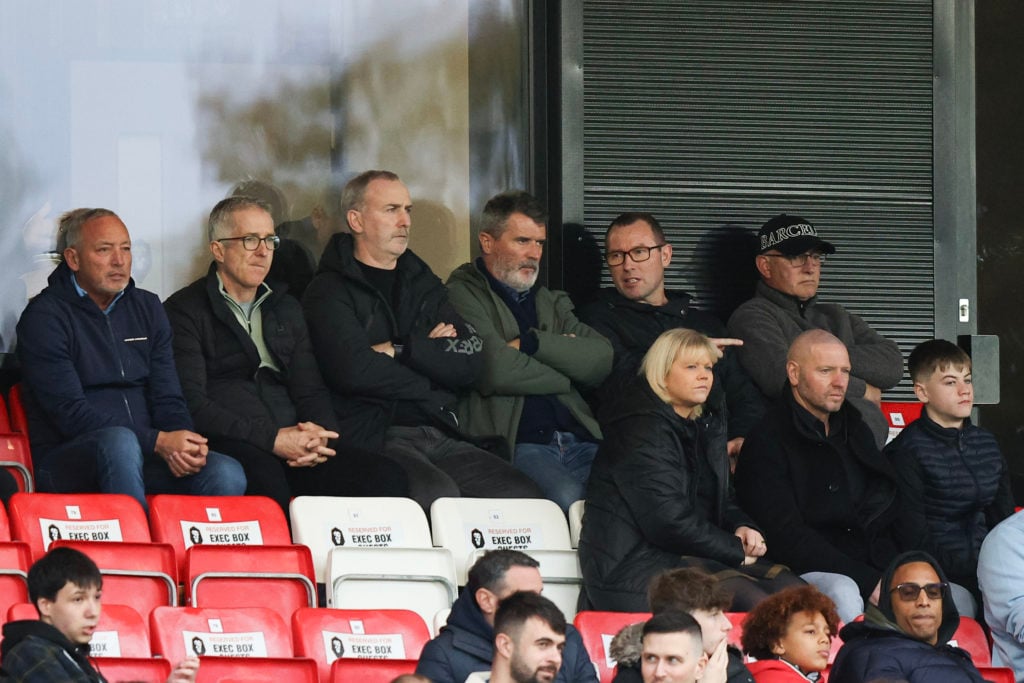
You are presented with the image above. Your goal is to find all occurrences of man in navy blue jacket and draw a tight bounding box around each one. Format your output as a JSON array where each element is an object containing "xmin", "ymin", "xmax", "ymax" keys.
[
  {"xmin": 16, "ymin": 208, "xmax": 246, "ymax": 509},
  {"xmin": 416, "ymin": 549, "xmax": 597, "ymax": 683}
]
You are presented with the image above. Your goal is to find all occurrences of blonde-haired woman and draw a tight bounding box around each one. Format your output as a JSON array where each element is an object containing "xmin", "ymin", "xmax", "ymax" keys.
[{"xmin": 579, "ymin": 328, "xmax": 802, "ymax": 612}]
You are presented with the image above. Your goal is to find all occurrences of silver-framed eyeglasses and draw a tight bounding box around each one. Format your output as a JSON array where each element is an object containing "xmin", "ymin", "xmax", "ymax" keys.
[
  {"xmin": 606, "ymin": 244, "xmax": 667, "ymax": 266},
  {"xmin": 217, "ymin": 235, "xmax": 281, "ymax": 251},
  {"xmin": 762, "ymin": 252, "xmax": 827, "ymax": 267},
  {"xmin": 890, "ymin": 582, "xmax": 947, "ymax": 602}
]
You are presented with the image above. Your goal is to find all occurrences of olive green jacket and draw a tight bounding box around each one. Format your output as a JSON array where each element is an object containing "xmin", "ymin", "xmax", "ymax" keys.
[{"xmin": 446, "ymin": 262, "xmax": 612, "ymax": 456}]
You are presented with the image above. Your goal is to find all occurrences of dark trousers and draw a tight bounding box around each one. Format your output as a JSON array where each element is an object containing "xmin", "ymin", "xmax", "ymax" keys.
[
  {"xmin": 383, "ymin": 426, "xmax": 543, "ymax": 512},
  {"xmin": 210, "ymin": 437, "xmax": 410, "ymax": 514}
]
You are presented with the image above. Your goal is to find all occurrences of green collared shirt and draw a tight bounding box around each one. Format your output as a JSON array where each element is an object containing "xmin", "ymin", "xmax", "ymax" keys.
[{"xmin": 216, "ymin": 272, "xmax": 280, "ymax": 373}]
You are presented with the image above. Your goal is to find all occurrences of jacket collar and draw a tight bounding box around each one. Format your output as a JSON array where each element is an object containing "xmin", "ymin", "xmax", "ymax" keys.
[
  {"xmin": 443, "ymin": 591, "xmax": 497, "ymax": 659},
  {"xmin": 317, "ymin": 231, "xmax": 433, "ymax": 285},
  {"xmin": 594, "ymin": 287, "xmax": 694, "ymax": 315},
  {"xmin": 755, "ymin": 279, "xmax": 817, "ymax": 315},
  {"xmin": 46, "ymin": 261, "xmax": 136, "ymax": 314},
  {"xmin": 0, "ymin": 619, "xmax": 94, "ymax": 663}
]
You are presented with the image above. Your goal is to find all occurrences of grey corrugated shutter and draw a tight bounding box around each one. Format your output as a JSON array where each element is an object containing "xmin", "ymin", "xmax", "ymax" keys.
[{"xmin": 580, "ymin": 0, "xmax": 933, "ymax": 397}]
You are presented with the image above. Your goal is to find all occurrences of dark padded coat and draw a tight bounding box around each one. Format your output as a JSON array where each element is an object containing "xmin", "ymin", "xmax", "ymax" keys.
[
  {"xmin": 885, "ymin": 410, "xmax": 1014, "ymax": 591},
  {"xmin": 579, "ymin": 288, "xmax": 764, "ymax": 438},
  {"xmin": 164, "ymin": 263, "xmax": 337, "ymax": 452},
  {"xmin": 301, "ymin": 232, "xmax": 483, "ymax": 451},
  {"xmin": 829, "ymin": 551, "xmax": 987, "ymax": 683},
  {"xmin": 735, "ymin": 389, "xmax": 904, "ymax": 596},
  {"xmin": 1, "ymin": 620, "xmax": 106, "ymax": 682},
  {"xmin": 579, "ymin": 375, "xmax": 756, "ymax": 610}
]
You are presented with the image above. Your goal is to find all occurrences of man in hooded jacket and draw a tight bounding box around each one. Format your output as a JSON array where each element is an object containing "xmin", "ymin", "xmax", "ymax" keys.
[{"xmin": 828, "ymin": 550, "xmax": 987, "ymax": 683}]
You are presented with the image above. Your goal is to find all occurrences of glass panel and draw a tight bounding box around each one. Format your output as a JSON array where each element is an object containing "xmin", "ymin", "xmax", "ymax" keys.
[{"xmin": 0, "ymin": 0, "xmax": 528, "ymax": 350}]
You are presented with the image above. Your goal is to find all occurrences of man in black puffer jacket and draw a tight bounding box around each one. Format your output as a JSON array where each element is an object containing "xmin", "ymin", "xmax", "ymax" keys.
[
  {"xmin": 165, "ymin": 196, "xmax": 408, "ymax": 512},
  {"xmin": 830, "ymin": 551, "xmax": 987, "ymax": 683}
]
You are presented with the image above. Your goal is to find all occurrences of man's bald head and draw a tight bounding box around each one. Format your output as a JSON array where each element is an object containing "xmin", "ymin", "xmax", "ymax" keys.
[
  {"xmin": 787, "ymin": 329, "xmax": 846, "ymax": 364},
  {"xmin": 786, "ymin": 330, "xmax": 851, "ymax": 425}
]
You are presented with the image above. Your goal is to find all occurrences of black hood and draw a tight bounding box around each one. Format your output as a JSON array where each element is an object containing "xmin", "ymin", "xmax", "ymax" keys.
[{"xmin": 876, "ymin": 550, "xmax": 961, "ymax": 644}]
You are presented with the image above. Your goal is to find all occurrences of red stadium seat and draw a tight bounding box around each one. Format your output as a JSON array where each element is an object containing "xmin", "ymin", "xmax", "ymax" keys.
[
  {"xmin": 8, "ymin": 602, "xmax": 150, "ymax": 657},
  {"xmin": 51, "ymin": 540, "xmax": 178, "ymax": 614},
  {"xmin": 186, "ymin": 544, "xmax": 316, "ymax": 624},
  {"xmin": 976, "ymin": 667, "xmax": 1015, "ymax": 683},
  {"xmin": 197, "ymin": 656, "xmax": 318, "ymax": 683},
  {"xmin": 150, "ymin": 606, "xmax": 292, "ymax": 661},
  {"xmin": 725, "ymin": 612, "xmax": 746, "ymax": 653},
  {"xmin": 292, "ymin": 607, "xmax": 431, "ymax": 683},
  {"xmin": 329, "ymin": 657, "xmax": 417, "ymax": 683},
  {"xmin": 951, "ymin": 616, "xmax": 992, "ymax": 666},
  {"xmin": 92, "ymin": 657, "xmax": 171, "ymax": 682},
  {"xmin": 881, "ymin": 401, "xmax": 923, "ymax": 440},
  {"xmin": 7, "ymin": 385, "xmax": 29, "ymax": 435},
  {"xmin": 0, "ymin": 542, "xmax": 31, "ymax": 621},
  {"xmin": 573, "ymin": 611, "xmax": 651, "ymax": 683},
  {"xmin": 149, "ymin": 495, "xmax": 291, "ymax": 577},
  {"xmin": 0, "ymin": 433, "xmax": 33, "ymax": 493},
  {"xmin": 0, "ymin": 393, "xmax": 10, "ymax": 432},
  {"xmin": 8, "ymin": 492, "xmax": 150, "ymax": 561}
]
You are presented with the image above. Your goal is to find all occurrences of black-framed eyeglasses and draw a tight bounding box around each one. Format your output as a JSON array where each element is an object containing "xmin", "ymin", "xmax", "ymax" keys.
[
  {"xmin": 762, "ymin": 252, "xmax": 827, "ymax": 267},
  {"xmin": 890, "ymin": 582, "xmax": 947, "ymax": 602},
  {"xmin": 606, "ymin": 244, "xmax": 667, "ymax": 266},
  {"xmin": 217, "ymin": 235, "xmax": 281, "ymax": 251}
]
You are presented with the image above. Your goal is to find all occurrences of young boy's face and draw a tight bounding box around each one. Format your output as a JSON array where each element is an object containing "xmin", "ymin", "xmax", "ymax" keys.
[
  {"xmin": 915, "ymin": 362, "xmax": 973, "ymax": 429},
  {"xmin": 38, "ymin": 580, "xmax": 102, "ymax": 645}
]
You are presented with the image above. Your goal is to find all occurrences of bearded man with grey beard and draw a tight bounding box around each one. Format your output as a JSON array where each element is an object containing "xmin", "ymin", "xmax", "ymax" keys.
[{"xmin": 446, "ymin": 190, "xmax": 612, "ymax": 513}]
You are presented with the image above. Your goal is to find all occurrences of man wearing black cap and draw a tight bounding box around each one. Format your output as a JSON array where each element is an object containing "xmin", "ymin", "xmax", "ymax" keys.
[
  {"xmin": 727, "ymin": 214, "xmax": 902, "ymax": 446},
  {"xmin": 829, "ymin": 550, "xmax": 987, "ymax": 683}
]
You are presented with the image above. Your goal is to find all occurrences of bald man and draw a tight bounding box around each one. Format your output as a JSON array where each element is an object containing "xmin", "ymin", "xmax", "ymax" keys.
[{"xmin": 735, "ymin": 330, "xmax": 905, "ymax": 622}]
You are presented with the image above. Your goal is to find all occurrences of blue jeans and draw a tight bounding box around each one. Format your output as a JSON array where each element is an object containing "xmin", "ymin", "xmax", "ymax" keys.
[
  {"xmin": 513, "ymin": 432, "xmax": 597, "ymax": 513},
  {"xmin": 35, "ymin": 426, "xmax": 246, "ymax": 511}
]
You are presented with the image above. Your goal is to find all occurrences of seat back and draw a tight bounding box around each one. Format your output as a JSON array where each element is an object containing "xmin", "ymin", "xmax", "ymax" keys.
[
  {"xmin": 51, "ymin": 540, "xmax": 178, "ymax": 613},
  {"xmin": 725, "ymin": 612, "xmax": 746, "ymax": 653},
  {"xmin": 0, "ymin": 393, "xmax": 10, "ymax": 432},
  {"xmin": 150, "ymin": 606, "xmax": 292, "ymax": 661},
  {"xmin": 467, "ymin": 546, "xmax": 583, "ymax": 621},
  {"xmin": 326, "ymin": 546, "xmax": 457, "ymax": 628},
  {"xmin": 92, "ymin": 657, "xmax": 171, "ymax": 682},
  {"xmin": 7, "ymin": 385, "xmax": 28, "ymax": 435},
  {"xmin": 329, "ymin": 657, "xmax": 417, "ymax": 683},
  {"xmin": 289, "ymin": 496, "xmax": 432, "ymax": 583},
  {"xmin": 573, "ymin": 611, "xmax": 650, "ymax": 683},
  {"xmin": 976, "ymin": 667, "xmax": 1015, "ymax": 683},
  {"xmin": 568, "ymin": 499, "xmax": 585, "ymax": 549},
  {"xmin": 880, "ymin": 401, "xmax": 924, "ymax": 442},
  {"xmin": 192, "ymin": 656, "xmax": 318, "ymax": 683},
  {"xmin": 292, "ymin": 607, "xmax": 430, "ymax": 682},
  {"xmin": 950, "ymin": 616, "xmax": 991, "ymax": 665},
  {"xmin": 8, "ymin": 602, "xmax": 150, "ymax": 657},
  {"xmin": 0, "ymin": 543, "xmax": 32, "ymax": 621},
  {"xmin": 8, "ymin": 492, "xmax": 150, "ymax": 561},
  {"xmin": 0, "ymin": 433, "xmax": 34, "ymax": 493},
  {"xmin": 186, "ymin": 544, "xmax": 316, "ymax": 624},
  {"xmin": 149, "ymin": 495, "xmax": 290, "ymax": 576},
  {"xmin": 430, "ymin": 497, "xmax": 572, "ymax": 584}
]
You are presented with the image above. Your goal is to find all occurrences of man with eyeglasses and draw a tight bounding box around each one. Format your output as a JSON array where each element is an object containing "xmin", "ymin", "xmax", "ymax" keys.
[
  {"xmin": 579, "ymin": 212, "xmax": 764, "ymax": 461},
  {"xmin": 15, "ymin": 208, "xmax": 247, "ymax": 509},
  {"xmin": 829, "ymin": 551, "xmax": 987, "ymax": 683},
  {"xmin": 164, "ymin": 196, "xmax": 408, "ymax": 511},
  {"xmin": 727, "ymin": 214, "xmax": 902, "ymax": 447}
]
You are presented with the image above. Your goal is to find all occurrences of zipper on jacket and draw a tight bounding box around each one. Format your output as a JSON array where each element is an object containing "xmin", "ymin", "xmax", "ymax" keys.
[{"xmin": 106, "ymin": 315, "xmax": 133, "ymax": 423}]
